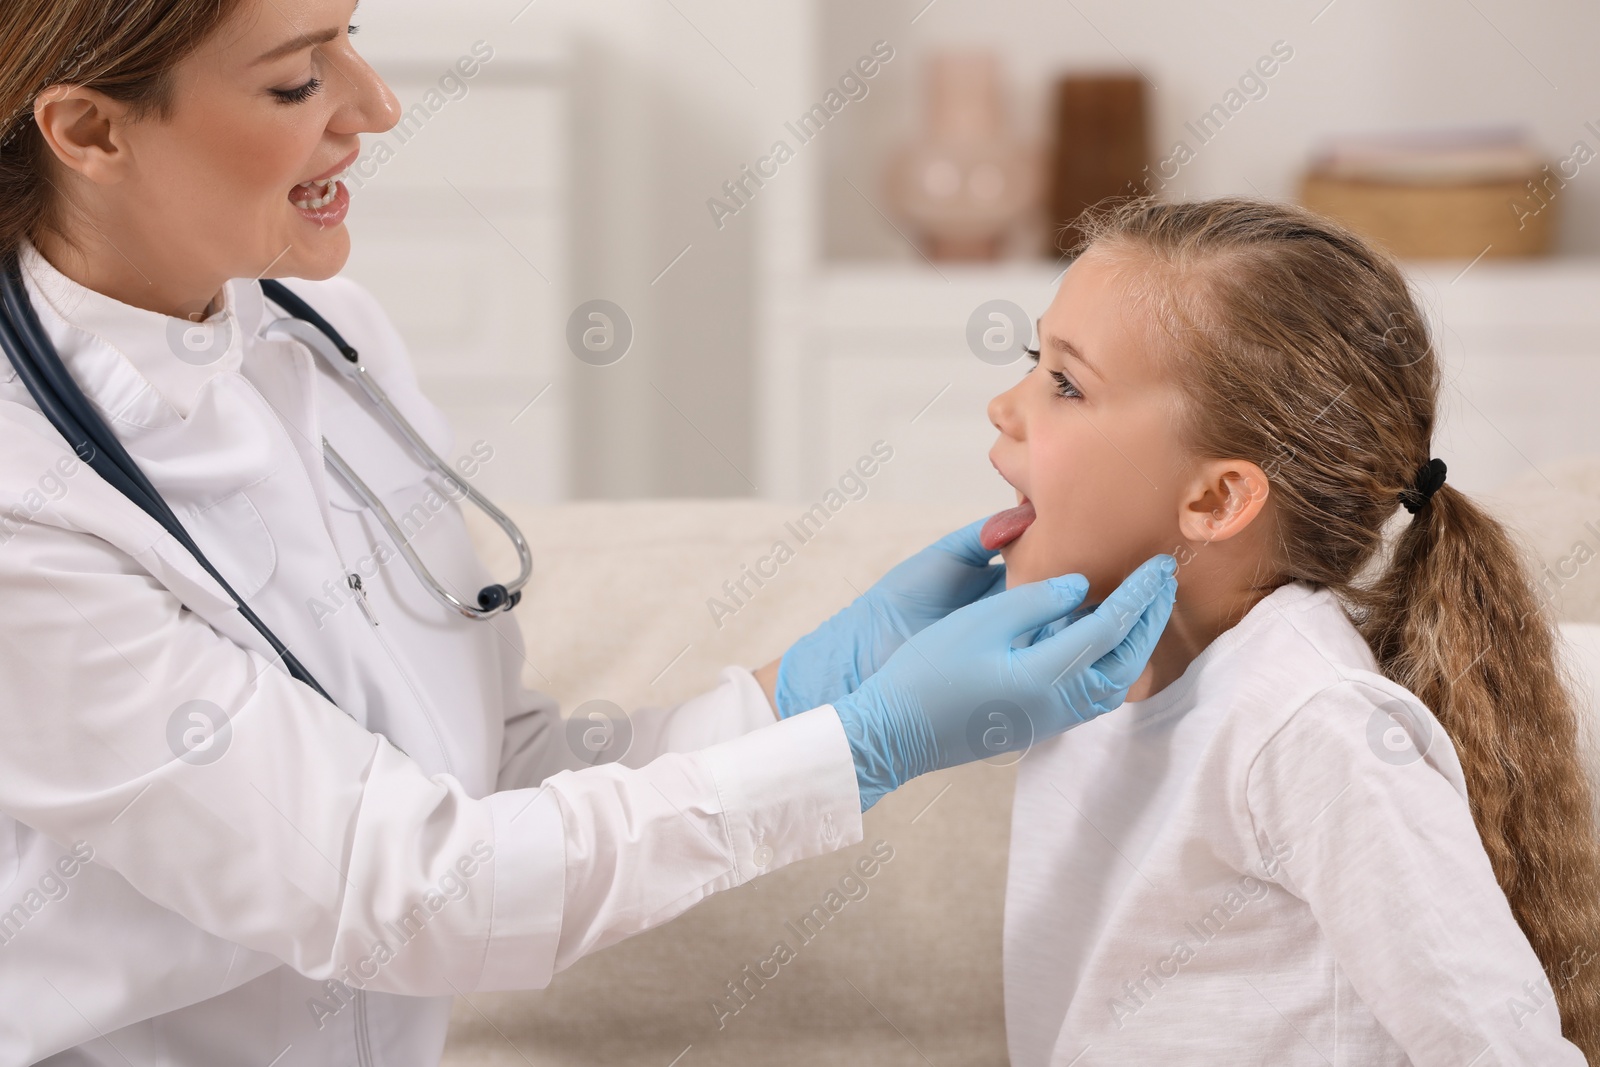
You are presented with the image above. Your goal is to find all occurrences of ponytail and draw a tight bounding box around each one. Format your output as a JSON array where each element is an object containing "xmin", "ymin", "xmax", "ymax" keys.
[{"xmin": 1363, "ymin": 484, "xmax": 1600, "ymax": 1055}]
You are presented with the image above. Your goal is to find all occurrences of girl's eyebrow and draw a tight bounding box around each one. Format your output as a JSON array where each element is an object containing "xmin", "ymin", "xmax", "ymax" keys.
[{"xmin": 1038, "ymin": 322, "xmax": 1102, "ymax": 381}]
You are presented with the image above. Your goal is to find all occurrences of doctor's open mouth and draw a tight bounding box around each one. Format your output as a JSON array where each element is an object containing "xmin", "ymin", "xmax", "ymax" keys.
[{"xmin": 288, "ymin": 146, "xmax": 358, "ymax": 227}]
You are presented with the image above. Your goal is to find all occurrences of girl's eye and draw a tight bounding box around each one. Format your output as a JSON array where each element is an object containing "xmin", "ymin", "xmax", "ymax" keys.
[
  {"xmin": 1050, "ymin": 370, "xmax": 1083, "ymax": 399},
  {"xmin": 271, "ymin": 77, "xmax": 323, "ymax": 104},
  {"xmin": 1022, "ymin": 345, "xmax": 1082, "ymax": 399}
]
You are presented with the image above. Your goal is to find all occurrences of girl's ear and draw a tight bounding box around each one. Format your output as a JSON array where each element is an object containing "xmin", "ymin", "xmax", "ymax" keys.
[{"xmin": 1176, "ymin": 458, "xmax": 1270, "ymax": 546}]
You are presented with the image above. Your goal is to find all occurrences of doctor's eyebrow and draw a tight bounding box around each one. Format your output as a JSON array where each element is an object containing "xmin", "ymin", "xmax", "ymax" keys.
[{"xmin": 253, "ymin": 0, "xmax": 360, "ymax": 65}]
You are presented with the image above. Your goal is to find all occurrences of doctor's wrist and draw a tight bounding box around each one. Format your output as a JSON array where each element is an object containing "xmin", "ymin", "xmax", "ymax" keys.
[{"xmin": 753, "ymin": 657, "xmax": 781, "ymax": 719}]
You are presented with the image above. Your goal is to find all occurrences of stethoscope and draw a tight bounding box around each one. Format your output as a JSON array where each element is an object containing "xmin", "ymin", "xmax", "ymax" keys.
[{"xmin": 0, "ymin": 254, "xmax": 532, "ymax": 706}]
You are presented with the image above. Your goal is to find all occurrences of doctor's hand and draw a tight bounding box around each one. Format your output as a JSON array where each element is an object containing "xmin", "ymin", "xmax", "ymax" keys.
[
  {"xmin": 772, "ymin": 516, "xmax": 1007, "ymax": 718},
  {"xmin": 830, "ymin": 554, "xmax": 1178, "ymax": 811}
]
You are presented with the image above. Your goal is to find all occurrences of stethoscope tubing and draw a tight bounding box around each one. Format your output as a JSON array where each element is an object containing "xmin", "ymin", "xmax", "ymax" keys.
[
  {"xmin": 0, "ymin": 254, "xmax": 535, "ymax": 707},
  {"xmin": 0, "ymin": 254, "xmax": 337, "ymax": 704},
  {"xmin": 259, "ymin": 283, "xmax": 532, "ymax": 619}
]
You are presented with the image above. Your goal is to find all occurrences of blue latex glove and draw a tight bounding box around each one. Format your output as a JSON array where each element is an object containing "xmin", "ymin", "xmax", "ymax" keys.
[
  {"xmin": 774, "ymin": 516, "xmax": 1007, "ymax": 718},
  {"xmin": 832, "ymin": 554, "xmax": 1178, "ymax": 810}
]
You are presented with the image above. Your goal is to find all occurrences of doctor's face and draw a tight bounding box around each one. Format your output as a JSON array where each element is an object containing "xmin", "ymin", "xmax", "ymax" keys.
[
  {"xmin": 985, "ymin": 246, "xmax": 1192, "ymax": 603},
  {"xmin": 158, "ymin": 0, "xmax": 398, "ymax": 281},
  {"xmin": 41, "ymin": 0, "xmax": 398, "ymax": 311}
]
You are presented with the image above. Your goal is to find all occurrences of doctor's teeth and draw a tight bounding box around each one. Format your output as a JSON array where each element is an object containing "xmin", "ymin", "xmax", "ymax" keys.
[{"xmin": 290, "ymin": 174, "xmax": 343, "ymax": 210}]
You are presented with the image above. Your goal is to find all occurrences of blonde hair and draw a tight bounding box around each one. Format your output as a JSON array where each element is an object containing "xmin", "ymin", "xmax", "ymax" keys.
[
  {"xmin": 0, "ymin": 0, "xmax": 243, "ymax": 260},
  {"xmin": 1073, "ymin": 195, "xmax": 1600, "ymax": 1058}
]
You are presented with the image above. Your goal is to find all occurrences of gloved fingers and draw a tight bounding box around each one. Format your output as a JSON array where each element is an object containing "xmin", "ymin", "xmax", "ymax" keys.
[
  {"xmin": 976, "ymin": 561, "xmax": 1008, "ymax": 601},
  {"xmin": 1017, "ymin": 555, "xmax": 1176, "ymax": 681},
  {"xmin": 927, "ymin": 514, "xmax": 1004, "ymax": 570},
  {"xmin": 1089, "ymin": 574, "xmax": 1178, "ymax": 693},
  {"xmin": 959, "ymin": 571, "xmax": 1092, "ymax": 642}
]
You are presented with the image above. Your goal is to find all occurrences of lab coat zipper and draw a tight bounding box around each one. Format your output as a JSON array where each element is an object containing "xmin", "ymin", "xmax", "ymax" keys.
[
  {"xmin": 348, "ymin": 572, "xmax": 379, "ymax": 627},
  {"xmin": 327, "ymin": 527, "xmax": 456, "ymax": 777}
]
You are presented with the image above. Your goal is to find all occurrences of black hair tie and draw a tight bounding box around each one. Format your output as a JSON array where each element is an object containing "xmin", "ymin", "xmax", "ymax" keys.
[{"xmin": 1399, "ymin": 457, "xmax": 1447, "ymax": 514}]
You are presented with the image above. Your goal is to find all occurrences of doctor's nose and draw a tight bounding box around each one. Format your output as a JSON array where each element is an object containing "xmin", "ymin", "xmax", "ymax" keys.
[{"xmin": 335, "ymin": 47, "xmax": 404, "ymax": 135}]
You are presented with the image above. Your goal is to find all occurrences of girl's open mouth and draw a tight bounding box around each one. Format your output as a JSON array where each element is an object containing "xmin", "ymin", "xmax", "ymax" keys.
[{"xmin": 981, "ymin": 498, "xmax": 1036, "ymax": 551}]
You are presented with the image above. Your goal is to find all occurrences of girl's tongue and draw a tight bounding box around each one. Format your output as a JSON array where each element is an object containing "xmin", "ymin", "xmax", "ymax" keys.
[{"xmin": 980, "ymin": 500, "xmax": 1036, "ymax": 551}]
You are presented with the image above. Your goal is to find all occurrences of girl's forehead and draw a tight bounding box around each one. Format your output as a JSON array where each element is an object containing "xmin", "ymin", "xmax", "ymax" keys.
[{"xmin": 1043, "ymin": 249, "xmax": 1174, "ymax": 385}]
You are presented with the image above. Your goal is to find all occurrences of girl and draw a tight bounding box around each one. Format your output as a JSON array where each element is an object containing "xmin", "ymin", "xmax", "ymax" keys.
[{"xmin": 982, "ymin": 196, "xmax": 1600, "ymax": 1064}]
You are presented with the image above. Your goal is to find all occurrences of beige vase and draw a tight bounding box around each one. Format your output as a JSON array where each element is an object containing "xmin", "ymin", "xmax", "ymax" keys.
[{"xmin": 886, "ymin": 51, "xmax": 1041, "ymax": 261}]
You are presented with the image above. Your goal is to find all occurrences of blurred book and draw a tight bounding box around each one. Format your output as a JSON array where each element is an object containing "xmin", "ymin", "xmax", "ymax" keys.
[{"xmin": 1307, "ymin": 125, "xmax": 1543, "ymax": 185}]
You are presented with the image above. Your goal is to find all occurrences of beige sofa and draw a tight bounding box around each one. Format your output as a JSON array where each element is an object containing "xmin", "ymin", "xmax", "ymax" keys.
[{"xmin": 446, "ymin": 460, "xmax": 1600, "ymax": 1067}]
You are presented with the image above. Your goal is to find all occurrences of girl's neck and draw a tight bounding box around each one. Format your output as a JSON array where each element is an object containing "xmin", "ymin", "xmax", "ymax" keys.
[{"xmin": 1124, "ymin": 563, "xmax": 1285, "ymax": 702}]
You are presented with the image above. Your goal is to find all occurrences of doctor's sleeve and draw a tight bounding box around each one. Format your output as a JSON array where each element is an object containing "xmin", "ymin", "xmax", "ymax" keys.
[
  {"xmin": 0, "ymin": 518, "xmax": 861, "ymax": 1003},
  {"xmin": 1242, "ymin": 680, "xmax": 1587, "ymax": 1066},
  {"xmin": 495, "ymin": 664, "xmax": 780, "ymax": 793}
]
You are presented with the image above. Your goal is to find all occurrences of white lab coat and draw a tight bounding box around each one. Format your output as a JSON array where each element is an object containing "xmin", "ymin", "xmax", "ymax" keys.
[{"xmin": 0, "ymin": 240, "xmax": 863, "ymax": 1066}]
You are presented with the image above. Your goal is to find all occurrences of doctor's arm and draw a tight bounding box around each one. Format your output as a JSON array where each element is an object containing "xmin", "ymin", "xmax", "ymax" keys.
[
  {"xmin": 0, "ymin": 519, "xmax": 860, "ymax": 1009},
  {"xmin": 495, "ymin": 662, "xmax": 781, "ymax": 795}
]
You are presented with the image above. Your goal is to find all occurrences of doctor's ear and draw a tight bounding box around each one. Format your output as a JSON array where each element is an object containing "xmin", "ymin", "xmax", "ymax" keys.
[
  {"xmin": 1176, "ymin": 458, "xmax": 1270, "ymax": 547},
  {"xmin": 33, "ymin": 85, "xmax": 136, "ymax": 185}
]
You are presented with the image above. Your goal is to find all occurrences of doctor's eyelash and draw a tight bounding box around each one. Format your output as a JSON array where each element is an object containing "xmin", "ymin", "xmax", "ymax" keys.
[
  {"xmin": 268, "ymin": 26, "xmax": 358, "ymax": 104},
  {"xmin": 272, "ymin": 78, "xmax": 323, "ymax": 104}
]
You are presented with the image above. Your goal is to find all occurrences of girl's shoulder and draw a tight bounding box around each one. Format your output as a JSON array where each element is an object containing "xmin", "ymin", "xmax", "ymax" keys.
[{"xmin": 1196, "ymin": 584, "xmax": 1468, "ymax": 834}]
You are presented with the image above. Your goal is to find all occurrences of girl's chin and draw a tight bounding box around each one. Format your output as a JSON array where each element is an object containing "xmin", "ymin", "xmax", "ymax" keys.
[{"xmin": 1001, "ymin": 556, "xmax": 1039, "ymax": 590}]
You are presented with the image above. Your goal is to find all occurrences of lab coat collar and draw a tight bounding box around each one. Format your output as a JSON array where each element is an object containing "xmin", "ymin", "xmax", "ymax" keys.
[{"xmin": 17, "ymin": 238, "xmax": 266, "ymax": 423}]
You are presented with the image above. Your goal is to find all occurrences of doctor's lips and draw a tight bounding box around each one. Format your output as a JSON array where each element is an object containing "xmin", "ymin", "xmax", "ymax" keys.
[
  {"xmin": 981, "ymin": 458, "xmax": 1036, "ymax": 551},
  {"xmin": 288, "ymin": 147, "xmax": 359, "ymax": 225}
]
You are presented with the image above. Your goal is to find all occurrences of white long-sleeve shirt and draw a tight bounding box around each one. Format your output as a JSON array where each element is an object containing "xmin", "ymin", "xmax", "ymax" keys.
[
  {"xmin": 0, "ymin": 241, "xmax": 862, "ymax": 1066},
  {"xmin": 1004, "ymin": 580, "xmax": 1585, "ymax": 1066}
]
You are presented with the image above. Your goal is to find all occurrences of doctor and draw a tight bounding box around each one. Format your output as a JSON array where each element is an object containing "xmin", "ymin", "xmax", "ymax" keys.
[{"xmin": 0, "ymin": 1, "xmax": 1177, "ymax": 1064}]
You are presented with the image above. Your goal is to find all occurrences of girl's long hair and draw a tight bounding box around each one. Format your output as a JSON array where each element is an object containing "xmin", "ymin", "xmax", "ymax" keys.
[
  {"xmin": 0, "ymin": 0, "xmax": 242, "ymax": 260},
  {"xmin": 1074, "ymin": 195, "xmax": 1600, "ymax": 1058}
]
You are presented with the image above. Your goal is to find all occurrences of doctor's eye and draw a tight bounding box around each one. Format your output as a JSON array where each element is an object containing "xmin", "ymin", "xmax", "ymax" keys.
[{"xmin": 271, "ymin": 77, "xmax": 324, "ymax": 104}]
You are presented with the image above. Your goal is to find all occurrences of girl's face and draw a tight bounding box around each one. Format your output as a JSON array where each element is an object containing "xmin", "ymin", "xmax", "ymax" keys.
[{"xmin": 986, "ymin": 246, "xmax": 1194, "ymax": 602}]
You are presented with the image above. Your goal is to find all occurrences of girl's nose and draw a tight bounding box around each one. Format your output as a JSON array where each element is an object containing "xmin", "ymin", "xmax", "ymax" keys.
[{"xmin": 988, "ymin": 381, "xmax": 1022, "ymax": 438}]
